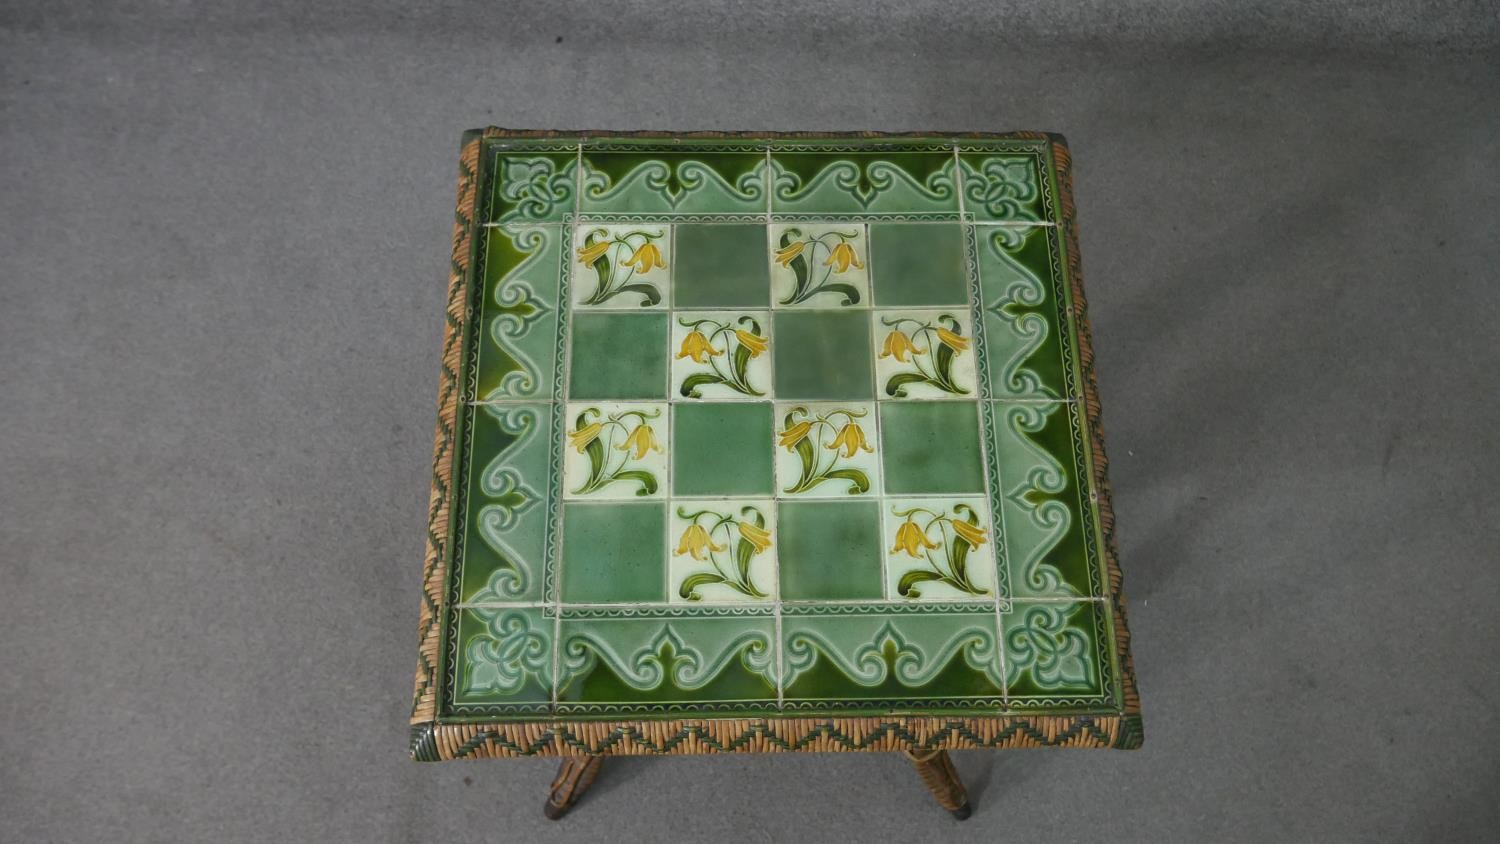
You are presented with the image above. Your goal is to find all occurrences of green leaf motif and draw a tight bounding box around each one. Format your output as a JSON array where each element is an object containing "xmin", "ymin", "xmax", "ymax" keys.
[
  {"xmin": 616, "ymin": 282, "xmax": 662, "ymax": 307},
  {"xmin": 730, "ymin": 343, "xmax": 753, "ymax": 389},
  {"xmin": 734, "ymin": 537, "xmax": 754, "ymax": 585},
  {"xmin": 782, "ymin": 231, "xmax": 809, "ymax": 300},
  {"xmin": 935, "ymin": 341, "xmax": 956, "ymax": 385},
  {"xmin": 824, "ymin": 468, "xmax": 870, "ymax": 495},
  {"xmin": 884, "ymin": 372, "xmax": 929, "ymax": 398},
  {"xmin": 680, "ymin": 372, "xmax": 726, "ymax": 398},
  {"xmin": 678, "ymin": 572, "xmax": 726, "ymax": 601},
  {"xmin": 821, "ymin": 282, "xmax": 861, "ymax": 306},
  {"xmin": 897, "ymin": 569, "xmax": 944, "ymax": 598},
  {"xmin": 613, "ymin": 469, "xmax": 658, "ymax": 497},
  {"xmin": 790, "ymin": 433, "xmax": 817, "ymax": 490}
]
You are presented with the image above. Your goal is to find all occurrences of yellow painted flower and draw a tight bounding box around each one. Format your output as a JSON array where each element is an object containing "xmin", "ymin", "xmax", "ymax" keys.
[
  {"xmin": 879, "ymin": 329, "xmax": 925, "ymax": 362},
  {"xmin": 676, "ymin": 330, "xmax": 722, "ymax": 363},
  {"xmin": 567, "ymin": 422, "xmax": 602, "ymax": 452},
  {"xmin": 936, "ymin": 327, "xmax": 969, "ymax": 353},
  {"xmin": 778, "ymin": 419, "xmax": 812, "ymax": 450},
  {"xmin": 675, "ymin": 523, "xmax": 725, "ymax": 560},
  {"xmin": 826, "ymin": 421, "xmax": 874, "ymax": 458},
  {"xmin": 773, "ymin": 241, "xmax": 806, "ymax": 267},
  {"xmin": 616, "ymin": 423, "xmax": 662, "ymax": 459},
  {"xmin": 621, "ymin": 241, "xmax": 666, "ymax": 273},
  {"xmin": 891, "ymin": 518, "xmax": 939, "ymax": 556},
  {"xmin": 737, "ymin": 520, "xmax": 772, "ymax": 554},
  {"xmin": 576, "ymin": 240, "xmax": 610, "ymax": 265},
  {"xmin": 950, "ymin": 518, "xmax": 988, "ymax": 547},
  {"xmin": 734, "ymin": 328, "xmax": 768, "ymax": 357},
  {"xmin": 824, "ymin": 241, "xmax": 863, "ymax": 273}
]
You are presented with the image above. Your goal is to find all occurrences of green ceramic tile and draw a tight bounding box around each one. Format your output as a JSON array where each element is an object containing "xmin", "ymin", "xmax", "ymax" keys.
[
  {"xmin": 489, "ymin": 151, "xmax": 579, "ymax": 224},
  {"xmin": 1002, "ymin": 600, "xmax": 1111, "ymax": 704},
  {"xmin": 427, "ymin": 134, "xmax": 1134, "ymax": 727},
  {"xmin": 873, "ymin": 308, "xmax": 979, "ymax": 399},
  {"xmin": 580, "ymin": 152, "xmax": 769, "ymax": 215},
  {"xmin": 562, "ymin": 402, "xmax": 668, "ymax": 500},
  {"xmin": 668, "ymin": 499, "xmax": 777, "ymax": 603},
  {"xmin": 560, "ymin": 502, "xmax": 668, "ymax": 603},
  {"xmin": 673, "ymin": 225, "xmax": 772, "ymax": 308},
  {"xmin": 985, "ymin": 400, "xmax": 1098, "ymax": 599},
  {"xmin": 459, "ymin": 404, "xmax": 553, "ymax": 603},
  {"xmin": 451, "ymin": 607, "xmax": 554, "ymax": 710},
  {"xmin": 882, "ymin": 496, "xmax": 996, "ymax": 602},
  {"xmin": 975, "ymin": 225, "xmax": 1071, "ymax": 401},
  {"xmin": 557, "ymin": 617, "xmax": 777, "ymax": 712},
  {"xmin": 771, "ymin": 311, "xmax": 873, "ymax": 400},
  {"xmin": 670, "ymin": 311, "xmax": 772, "ymax": 399},
  {"xmin": 781, "ymin": 614, "xmax": 1004, "ymax": 706},
  {"xmin": 567, "ymin": 312, "xmax": 668, "ymax": 399},
  {"xmin": 473, "ymin": 226, "xmax": 561, "ymax": 401},
  {"xmin": 868, "ymin": 223, "xmax": 968, "ymax": 305},
  {"xmin": 769, "ymin": 223, "xmax": 870, "ymax": 308},
  {"xmin": 878, "ymin": 401, "xmax": 985, "ymax": 494},
  {"xmin": 771, "ymin": 151, "xmax": 959, "ymax": 217},
  {"xmin": 958, "ymin": 152, "xmax": 1048, "ymax": 223},
  {"xmin": 672, "ymin": 403, "xmax": 775, "ymax": 496},
  {"xmin": 777, "ymin": 500, "xmax": 883, "ymax": 600},
  {"xmin": 773, "ymin": 402, "xmax": 881, "ymax": 498},
  {"xmin": 571, "ymin": 224, "xmax": 670, "ymax": 309}
]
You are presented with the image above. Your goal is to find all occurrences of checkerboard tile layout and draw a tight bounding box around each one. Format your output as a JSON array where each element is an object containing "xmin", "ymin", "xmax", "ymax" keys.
[
  {"xmin": 443, "ymin": 138, "xmax": 1120, "ymax": 719},
  {"xmin": 456, "ymin": 215, "xmax": 1096, "ymax": 666}
]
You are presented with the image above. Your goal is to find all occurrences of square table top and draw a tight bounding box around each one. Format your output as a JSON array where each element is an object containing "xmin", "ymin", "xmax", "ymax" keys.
[{"xmin": 410, "ymin": 129, "xmax": 1140, "ymax": 760}]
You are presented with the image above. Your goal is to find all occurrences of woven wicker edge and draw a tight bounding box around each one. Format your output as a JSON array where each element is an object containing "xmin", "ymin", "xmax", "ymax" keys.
[{"xmin": 408, "ymin": 129, "xmax": 1142, "ymax": 759}]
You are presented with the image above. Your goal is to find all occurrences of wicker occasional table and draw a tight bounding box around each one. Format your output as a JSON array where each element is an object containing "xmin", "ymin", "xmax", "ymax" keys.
[{"xmin": 410, "ymin": 128, "xmax": 1141, "ymax": 820}]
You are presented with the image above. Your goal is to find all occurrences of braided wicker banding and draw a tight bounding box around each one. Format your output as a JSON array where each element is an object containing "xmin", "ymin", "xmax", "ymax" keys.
[
  {"xmin": 544, "ymin": 755, "xmax": 604, "ymax": 820},
  {"xmin": 408, "ymin": 129, "xmax": 1142, "ymax": 758},
  {"xmin": 905, "ymin": 749, "xmax": 970, "ymax": 816}
]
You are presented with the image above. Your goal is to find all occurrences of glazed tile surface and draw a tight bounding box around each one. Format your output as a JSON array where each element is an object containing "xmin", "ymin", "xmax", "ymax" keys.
[{"xmin": 438, "ymin": 134, "xmax": 1129, "ymax": 725}]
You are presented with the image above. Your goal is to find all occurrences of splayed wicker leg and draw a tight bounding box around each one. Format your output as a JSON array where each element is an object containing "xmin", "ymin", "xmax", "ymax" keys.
[
  {"xmin": 904, "ymin": 749, "xmax": 972, "ymax": 820},
  {"xmin": 543, "ymin": 755, "xmax": 604, "ymax": 820}
]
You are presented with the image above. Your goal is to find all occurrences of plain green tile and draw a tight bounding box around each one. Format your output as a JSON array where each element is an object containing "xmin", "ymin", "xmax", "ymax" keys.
[
  {"xmin": 879, "ymin": 401, "xmax": 985, "ymax": 493},
  {"xmin": 672, "ymin": 403, "xmax": 774, "ymax": 496},
  {"xmin": 568, "ymin": 312, "xmax": 668, "ymax": 399},
  {"xmin": 673, "ymin": 224, "xmax": 771, "ymax": 308},
  {"xmin": 772, "ymin": 311, "xmax": 873, "ymax": 400},
  {"xmin": 560, "ymin": 502, "xmax": 667, "ymax": 602},
  {"xmin": 869, "ymin": 223, "xmax": 968, "ymax": 305},
  {"xmin": 777, "ymin": 500, "xmax": 883, "ymax": 600}
]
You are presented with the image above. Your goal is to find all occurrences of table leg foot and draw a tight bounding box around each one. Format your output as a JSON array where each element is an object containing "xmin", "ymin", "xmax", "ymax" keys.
[
  {"xmin": 543, "ymin": 755, "xmax": 603, "ymax": 820},
  {"xmin": 903, "ymin": 749, "xmax": 972, "ymax": 820}
]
